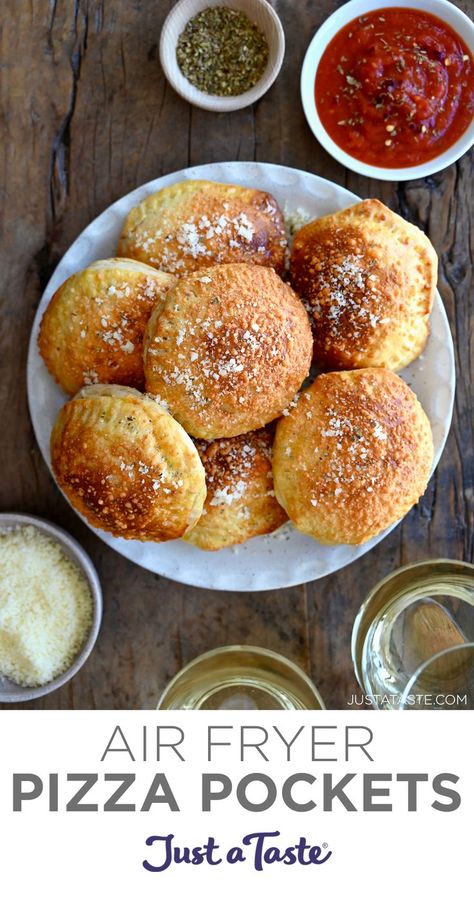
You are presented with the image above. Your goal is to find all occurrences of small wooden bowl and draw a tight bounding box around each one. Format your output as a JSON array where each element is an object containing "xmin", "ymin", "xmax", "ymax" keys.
[{"xmin": 160, "ymin": 0, "xmax": 285, "ymax": 112}]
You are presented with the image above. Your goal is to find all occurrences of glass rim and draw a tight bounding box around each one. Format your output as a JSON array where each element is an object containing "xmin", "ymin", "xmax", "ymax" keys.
[
  {"xmin": 157, "ymin": 644, "xmax": 326, "ymax": 710},
  {"xmin": 399, "ymin": 642, "xmax": 474, "ymax": 710}
]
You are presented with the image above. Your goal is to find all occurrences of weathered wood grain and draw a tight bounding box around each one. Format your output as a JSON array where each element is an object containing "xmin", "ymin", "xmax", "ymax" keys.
[{"xmin": 0, "ymin": 0, "xmax": 472, "ymax": 710}]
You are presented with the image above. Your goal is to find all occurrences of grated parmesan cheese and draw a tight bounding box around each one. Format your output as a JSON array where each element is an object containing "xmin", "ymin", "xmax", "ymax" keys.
[
  {"xmin": 0, "ymin": 526, "xmax": 93, "ymax": 687},
  {"xmin": 284, "ymin": 205, "xmax": 312, "ymax": 238}
]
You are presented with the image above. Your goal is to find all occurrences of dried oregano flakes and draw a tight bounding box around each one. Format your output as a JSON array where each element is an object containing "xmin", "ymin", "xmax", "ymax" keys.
[{"xmin": 176, "ymin": 6, "xmax": 269, "ymax": 96}]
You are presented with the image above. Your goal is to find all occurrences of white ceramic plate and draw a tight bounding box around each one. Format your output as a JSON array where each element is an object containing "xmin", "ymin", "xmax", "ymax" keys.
[{"xmin": 27, "ymin": 161, "xmax": 455, "ymax": 591}]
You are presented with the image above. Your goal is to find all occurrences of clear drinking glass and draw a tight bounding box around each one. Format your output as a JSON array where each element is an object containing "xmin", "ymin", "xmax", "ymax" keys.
[
  {"xmin": 157, "ymin": 645, "xmax": 325, "ymax": 710},
  {"xmin": 400, "ymin": 643, "xmax": 474, "ymax": 709},
  {"xmin": 352, "ymin": 560, "xmax": 474, "ymax": 710}
]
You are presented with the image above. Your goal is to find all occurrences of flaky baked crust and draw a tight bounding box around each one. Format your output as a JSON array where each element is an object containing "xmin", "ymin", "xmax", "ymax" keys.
[
  {"xmin": 184, "ymin": 429, "xmax": 287, "ymax": 551},
  {"xmin": 50, "ymin": 385, "xmax": 206, "ymax": 541},
  {"xmin": 273, "ymin": 369, "xmax": 433, "ymax": 545},
  {"xmin": 144, "ymin": 263, "xmax": 313, "ymax": 439},
  {"xmin": 38, "ymin": 259, "xmax": 176, "ymax": 395},
  {"xmin": 117, "ymin": 179, "xmax": 287, "ymax": 276},
  {"xmin": 290, "ymin": 199, "xmax": 437, "ymax": 371}
]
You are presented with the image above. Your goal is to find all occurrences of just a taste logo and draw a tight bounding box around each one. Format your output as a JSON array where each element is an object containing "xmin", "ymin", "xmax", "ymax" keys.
[
  {"xmin": 143, "ymin": 831, "xmax": 332, "ymax": 872},
  {"xmin": 10, "ymin": 722, "xmax": 462, "ymax": 875}
]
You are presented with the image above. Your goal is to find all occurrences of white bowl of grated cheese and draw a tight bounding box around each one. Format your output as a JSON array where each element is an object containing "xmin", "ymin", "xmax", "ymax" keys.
[{"xmin": 0, "ymin": 513, "xmax": 102, "ymax": 703}]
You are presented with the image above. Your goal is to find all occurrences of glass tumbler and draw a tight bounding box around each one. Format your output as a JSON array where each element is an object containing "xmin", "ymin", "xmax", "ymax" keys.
[
  {"xmin": 352, "ymin": 560, "xmax": 474, "ymax": 710},
  {"xmin": 157, "ymin": 645, "xmax": 325, "ymax": 710},
  {"xmin": 400, "ymin": 643, "xmax": 474, "ymax": 709}
]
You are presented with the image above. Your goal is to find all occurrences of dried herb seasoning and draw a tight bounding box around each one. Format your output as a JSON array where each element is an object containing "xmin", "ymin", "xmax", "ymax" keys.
[{"xmin": 176, "ymin": 6, "xmax": 269, "ymax": 96}]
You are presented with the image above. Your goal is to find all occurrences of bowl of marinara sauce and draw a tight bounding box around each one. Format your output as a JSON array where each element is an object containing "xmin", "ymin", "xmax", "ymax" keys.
[{"xmin": 301, "ymin": 0, "xmax": 474, "ymax": 180}]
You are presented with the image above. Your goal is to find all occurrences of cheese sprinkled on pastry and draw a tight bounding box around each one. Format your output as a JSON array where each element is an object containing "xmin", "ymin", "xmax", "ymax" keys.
[
  {"xmin": 144, "ymin": 263, "xmax": 313, "ymax": 439},
  {"xmin": 185, "ymin": 429, "xmax": 287, "ymax": 551},
  {"xmin": 290, "ymin": 199, "xmax": 437, "ymax": 371},
  {"xmin": 51, "ymin": 385, "xmax": 206, "ymax": 541},
  {"xmin": 273, "ymin": 368, "xmax": 434, "ymax": 545},
  {"xmin": 118, "ymin": 179, "xmax": 287, "ymax": 275},
  {"xmin": 39, "ymin": 258, "xmax": 176, "ymax": 395}
]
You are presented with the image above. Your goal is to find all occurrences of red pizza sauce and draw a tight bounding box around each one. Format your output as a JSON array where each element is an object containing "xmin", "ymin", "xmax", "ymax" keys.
[{"xmin": 315, "ymin": 7, "xmax": 474, "ymax": 167}]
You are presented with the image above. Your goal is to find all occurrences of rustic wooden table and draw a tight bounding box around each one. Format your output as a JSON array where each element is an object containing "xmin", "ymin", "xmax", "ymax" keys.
[{"xmin": 1, "ymin": 0, "xmax": 472, "ymax": 710}]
